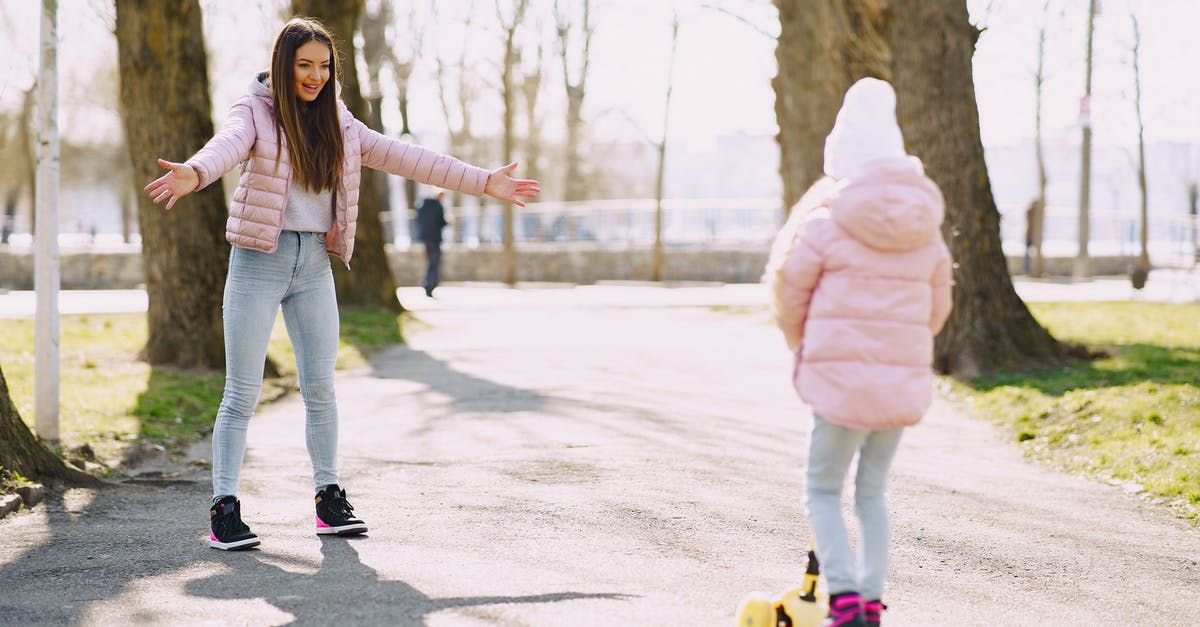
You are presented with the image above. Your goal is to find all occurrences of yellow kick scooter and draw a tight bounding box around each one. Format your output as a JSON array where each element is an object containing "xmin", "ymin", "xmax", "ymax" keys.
[{"xmin": 735, "ymin": 543, "xmax": 827, "ymax": 627}]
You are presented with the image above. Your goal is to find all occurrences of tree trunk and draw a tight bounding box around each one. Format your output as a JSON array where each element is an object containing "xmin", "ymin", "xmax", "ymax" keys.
[
  {"xmin": 0, "ymin": 363, "xmax": 99, "ymax": 486},
  {"xmin": 359, "ymin": 1, "xmax": 397, "ymax": 245},
  {"xmin": 557, "ymin": 0, "xmax": 593, "ymax": 202},
  {"xmin": 20, "ymin": 87, "xmax": 37, "ymax": 234},
  {"xmin": 294, "ymin": 0, "xmax": 402, "ymax": 313},
  {"xmin": 499, "ymin": 0, "xmax": 530, "ymax": 285},
  {"xmin": 1031, "ymin": 0, "xmax": 1049, "ymax": 277},
  {"xmin": 772, "ymin": 0, "xmax": 1067, "ymax": 376},
  {"xmin": 653, "ymin": 14, "xmax": 680, "ymax": 283},
  {"xmin": 434, "ymin": 26, "xmax": 478, "ymax": 244},
  {"xmin": 523, "ymin": 50, "xmax": 544, "ymax": 190},
  {"xmin": 885, "ymin": 0, "xmax": 1065, "ymax": 375},
  {"xmin": 115, "ymin": 0, "xmax": 228, "ymax": 369},
  {"xmin": 1130, "ymin": 14, "xmax": 1150, "ymax": 289},
  {"xmin": 772, "ymin": 0, "xmax": 889, "ymax": 213},
  {"xmin": 2, "ymin": 190, "xmax": 15, "ymax": 244}
]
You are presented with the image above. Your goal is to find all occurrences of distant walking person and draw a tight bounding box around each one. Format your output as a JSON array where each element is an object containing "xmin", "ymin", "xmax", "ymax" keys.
[
  {"xmin": 417, "ymin": 191, "xmax": 448, "ymax": 297},
  {"xmin": 764, "ymin": 78, "xmax": 952, "ymax": 627},
  {"xmin": 142, "ymin": 17, "xmax": 539, "ymax": 551}
]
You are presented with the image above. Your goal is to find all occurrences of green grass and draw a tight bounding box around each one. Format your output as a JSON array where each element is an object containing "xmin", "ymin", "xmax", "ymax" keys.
[
  {"xmin": 950, "ymin": 302, "xmax": 1200, "ymax": 526},
  {"xmin": 0, "ymin": 309, "xmax": 404, "ymax": 468}
]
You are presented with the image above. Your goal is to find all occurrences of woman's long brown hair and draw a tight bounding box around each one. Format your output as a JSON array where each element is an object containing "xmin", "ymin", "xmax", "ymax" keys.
[{"xmin": 270, "ymin": 17, "xmax": 343, "ymax": 192}]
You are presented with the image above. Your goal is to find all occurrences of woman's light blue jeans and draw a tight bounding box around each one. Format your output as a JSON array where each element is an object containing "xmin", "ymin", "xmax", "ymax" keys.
[
  {"xmin": 211, "ymin": 231, "xmax": 340, "ymax": 498},
  {"xmin": 806, "ymin": 414, "xmax": 905, "ymax": 601}
]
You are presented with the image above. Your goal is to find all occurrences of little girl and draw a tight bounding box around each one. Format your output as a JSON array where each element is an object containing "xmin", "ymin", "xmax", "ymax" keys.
[{"xmin": 765, "ymin": 77, "xmax": 953, "ymax": 626}]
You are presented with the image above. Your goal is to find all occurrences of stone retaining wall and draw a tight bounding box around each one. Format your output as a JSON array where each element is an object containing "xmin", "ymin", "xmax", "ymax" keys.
[{"xmin": 0, "ymin": 245, "xmax": 1140, "ymax": 289}]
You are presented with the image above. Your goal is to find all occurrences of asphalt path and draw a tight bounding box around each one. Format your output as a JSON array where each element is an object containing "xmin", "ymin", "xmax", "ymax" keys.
[{"xmin": 1, "ymin": 282, "xmax": 1198, "ymax": 625}]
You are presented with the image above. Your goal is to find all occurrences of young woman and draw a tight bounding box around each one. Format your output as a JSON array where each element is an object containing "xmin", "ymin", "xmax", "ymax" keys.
[{"xmin": 144, "ymin": 17, "xmax": 539, "ymax": 551}]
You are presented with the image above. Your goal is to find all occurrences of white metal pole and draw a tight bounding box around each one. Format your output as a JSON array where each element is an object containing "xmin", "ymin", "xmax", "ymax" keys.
[{"xmin": 35, "ymin": 0, "xmax": 60, "ymax": 444}]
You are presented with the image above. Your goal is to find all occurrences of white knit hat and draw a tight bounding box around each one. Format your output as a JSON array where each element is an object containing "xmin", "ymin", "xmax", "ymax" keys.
[{"xmin": 823, "ymin": 77, "xmax": 906, "ymax": 180}]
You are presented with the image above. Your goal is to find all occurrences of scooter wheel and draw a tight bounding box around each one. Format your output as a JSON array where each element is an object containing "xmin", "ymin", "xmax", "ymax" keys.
[{"xmin": 735, "ymin": 593, "xmax": 777, "ymax": 627}]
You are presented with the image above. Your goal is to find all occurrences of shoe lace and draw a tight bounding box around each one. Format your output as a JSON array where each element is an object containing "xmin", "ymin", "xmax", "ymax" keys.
[
  {"xmin": 214, "ymin": 500, "xmax": 249, "ymax": 535},
  {"xmin": 327, "ymin": 492, "xmax": 355, "ymax": 519}
]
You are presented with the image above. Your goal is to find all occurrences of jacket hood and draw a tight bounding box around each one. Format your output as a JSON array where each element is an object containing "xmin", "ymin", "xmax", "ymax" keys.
[
  {"xmin": 826, "ymin": 156, "xmax": 945, "ymax": 253},
  {"xmin": 251, "ymin": 71, "xmax": 272, "ymax": 98}
]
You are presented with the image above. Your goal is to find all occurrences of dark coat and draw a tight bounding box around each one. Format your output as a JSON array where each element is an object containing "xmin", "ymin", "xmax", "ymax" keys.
[{"xmin": 416, "ymin": 197, "xmax": 448, "ymax": 244}]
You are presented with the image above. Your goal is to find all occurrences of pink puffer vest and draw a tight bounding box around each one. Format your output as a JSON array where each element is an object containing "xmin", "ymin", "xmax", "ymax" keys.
[{"xmin": 185, "ymin": 73, "xmax": 489, "ymax": 267}]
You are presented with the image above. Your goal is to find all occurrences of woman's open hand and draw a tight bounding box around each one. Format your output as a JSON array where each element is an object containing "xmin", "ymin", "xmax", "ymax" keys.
[
  {"xmin": 144, "ymin": 159, "xmax": 200, "ymax": 211},
  {"xmin": 484, "ymin": 162, "xmax": 541, "ymax": 207}
]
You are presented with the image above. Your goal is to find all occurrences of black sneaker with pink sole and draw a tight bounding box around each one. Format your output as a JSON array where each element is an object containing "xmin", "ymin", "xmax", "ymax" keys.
[
  {"xmin": 314, "ymin": 485, "xmax": 368, "ymax": 536},
  {"xmin": 209, "ymin": 496, "xmax": 260, "ymax": 551}
]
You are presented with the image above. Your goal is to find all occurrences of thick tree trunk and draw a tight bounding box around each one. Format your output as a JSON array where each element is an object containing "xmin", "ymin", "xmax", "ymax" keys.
[
  {"xmin": 294, "ymin": 0, "xmax": 402, "ymax": 313},
  {"xmin": 115, "ymin": 0, "xmax": 228, "ymax": 369},
  {"xmin": 885, "ymin": 0, "xmax": 1065, "ymax": 375},
  {"xmin": 772, "ymin": 0, "xmax": 889, "ymax": 213},
  {"xmin": 0, "ymin": 364, "xmax": 99, "ymax": 486}
]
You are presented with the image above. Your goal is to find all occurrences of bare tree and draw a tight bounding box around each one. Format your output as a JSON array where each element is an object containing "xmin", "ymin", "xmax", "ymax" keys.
[
  {"xmin": 1075, "ymin": 0, "xmax": 1098, "ymax": 278},
  {"xmin": 359, "ymin": 0, "xmax": 398, "ymax": 243},
  {"xmin": 0, "ymin": 97, "xmax": 34, "ymax": 242},
  {"xmin": 434, "ymin": 2, "xmax": 483, "ymax": 242},
  {"xmin": 0, "ymin": 7, "xmax": 36, "ymax": 238},
  {"xmin": 1129, "ymin": 13, "xmax": 1149, "ymax": 289},
  {"xmin": 1030, "ymin": 0, "xmax": 1051, "ymax": 277},
  {"xmin": 497, "ymin": 0, "xmax": 531, "ymax": 285},
  {"xmin": 773, "ymin": 0, "xmax": 1068, "ymax": 375},
  {"xmin": 554, "ymin": 0, "xmax": 593, "ymax": 202},
  {"xmin": 652, "ymin": 13, "xmax": 680, "ymax": 282},
  {"xmin": 360, "ymin": 0, "xmax": 424, "ymax": 228},
  {"xmin": 294, "ymin": 0, "xmax": 403, "ymax": 312},
  {"xmin": 115, "ymin": 0, "xmax": 229, "ymax": 369},
  {"xmin": 521, "ymin": 25, "xmax": 546, "ymax": 189}
]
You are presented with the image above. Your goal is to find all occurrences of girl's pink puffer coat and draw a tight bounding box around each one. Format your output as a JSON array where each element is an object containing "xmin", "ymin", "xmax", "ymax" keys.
[
  {"xmin": 185, "ymin": 73, "xmax": 490, "ymax": 267},
  {"xmin": 773, "ymin": 157, "xmax": 953, "ymax": 429}
]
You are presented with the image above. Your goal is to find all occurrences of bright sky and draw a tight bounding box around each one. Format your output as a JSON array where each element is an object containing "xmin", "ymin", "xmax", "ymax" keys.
[
  {"xmin": 970, "ymin": 0, "xmax": 1200, "ymax": 147},
  {"xmin": 1, "ymin": 0, "xmax": 1197, "ymax": 154}
]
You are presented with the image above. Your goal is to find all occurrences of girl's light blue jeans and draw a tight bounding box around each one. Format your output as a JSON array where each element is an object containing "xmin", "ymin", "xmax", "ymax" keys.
[
  {"xmin": 806, "ymin": 414, "xmax": 904, "ymax": 600},
  {"xmin": 211, "ymin": 231, "xmax": 340, "ymax": 498}
]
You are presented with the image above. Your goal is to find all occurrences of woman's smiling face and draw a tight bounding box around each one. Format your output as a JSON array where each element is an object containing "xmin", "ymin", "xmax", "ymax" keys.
[{"xmin": 293, "ymin": 40, "xmax": 331, "ymax": 102}]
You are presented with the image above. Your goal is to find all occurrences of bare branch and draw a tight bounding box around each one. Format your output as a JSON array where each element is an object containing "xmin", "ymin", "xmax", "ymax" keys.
[{"xmin": 698, "ymin": 2, "xmax": 777, "ymax": 39}]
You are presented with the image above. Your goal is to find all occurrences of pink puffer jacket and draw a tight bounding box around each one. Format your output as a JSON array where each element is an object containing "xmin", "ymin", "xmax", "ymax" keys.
[
  {"xmin": 184, "ymin": 73, "xmax": 489, "ymax": 267},
  {"xmin": 773, "ymin": 157, "xmax": 953, "ymax": 429}
]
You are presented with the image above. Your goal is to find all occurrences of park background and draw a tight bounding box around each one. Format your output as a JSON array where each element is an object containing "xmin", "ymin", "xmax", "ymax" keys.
[
  {"xmin": 2, "ymin": 0, "xmax": 1199, "ymax": 263},
  {"xmin": 1, "ymin": 3, "xmax": 1199, "ymax": 623}
]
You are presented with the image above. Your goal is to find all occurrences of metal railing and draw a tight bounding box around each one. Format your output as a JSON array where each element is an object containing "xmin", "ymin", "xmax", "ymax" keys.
[
  {"xmin": 386, "ymin": 197, "xmax": 784, "ymax": 249},
  {"xmin": 5, "ymin": 198, "xmax": 1196, "ymax": 268},
  {"xmin": 996, "ymin": 203, "xmax": 1198, "ymax": 267}
]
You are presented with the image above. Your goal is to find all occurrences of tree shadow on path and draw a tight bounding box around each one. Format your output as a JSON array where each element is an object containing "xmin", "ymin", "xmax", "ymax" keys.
[
  {"xmin": 186, "ymin": 536, "xmax": 627, "ymax": 625},
  {"xmin": 367, "ymin": 344, "xmax": 553, "ymax": 415},
  {"xmin": 0, "ymin": 483, "xmax": 215, "ymax": 625}
]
